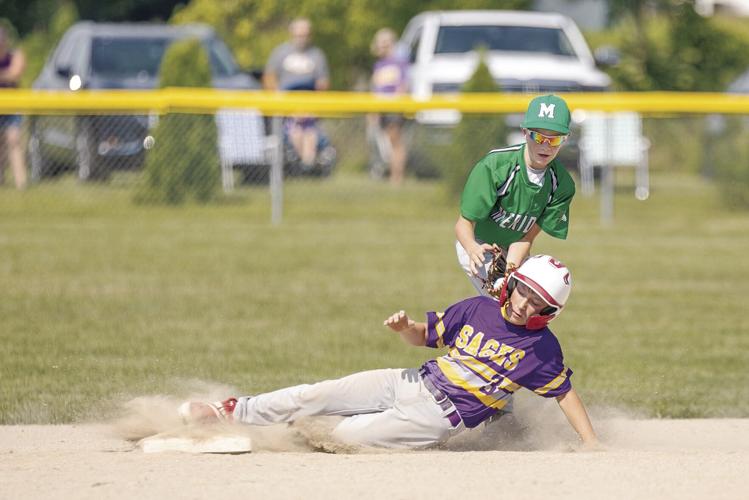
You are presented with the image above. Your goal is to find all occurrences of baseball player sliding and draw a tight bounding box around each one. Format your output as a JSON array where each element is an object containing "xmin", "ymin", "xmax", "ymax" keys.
[{"xmin": 179, "ymin": 255, "xmax": 598, "ymax": 450}]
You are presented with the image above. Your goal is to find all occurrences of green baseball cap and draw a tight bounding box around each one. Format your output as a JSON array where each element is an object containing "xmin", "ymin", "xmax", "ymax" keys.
[{"xmin": 520, "ymin": 94, "xmax": 571, "ymax": 134}]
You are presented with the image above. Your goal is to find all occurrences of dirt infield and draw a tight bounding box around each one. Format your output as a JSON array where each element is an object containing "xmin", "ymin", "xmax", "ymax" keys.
[{"xmin": 2, "ymin": 416, "xmax": 748, "ymax": 500}]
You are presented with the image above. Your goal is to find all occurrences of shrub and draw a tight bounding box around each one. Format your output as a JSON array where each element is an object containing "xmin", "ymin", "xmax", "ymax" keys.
[
  {"xmin": 711, "ymin": 116, "xmax": 749, "ymax": 209},
  {"xmin": 438, "ymin": 49, "xmax": 507, "ymax": 199},
  {"xmin": 586, "ymin": 10, "xmax": 749, "ymax": 179},
  {"xmin": 138, "ymin": 39, "xmax": 220, "ymax": 204},
  {"xmin": 643, "ymin": 117, "xmax": 706, "ymax": 174},
  {"xmin": 587, "ymin": 6, "xmax": 749, "ymax": 92}
]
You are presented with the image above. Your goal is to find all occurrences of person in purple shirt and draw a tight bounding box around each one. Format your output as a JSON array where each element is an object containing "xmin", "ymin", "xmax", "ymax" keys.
[
  {"xmin": 369, "ymin": 28, "xmax": 408, "ymax": 186},
  {"xmin": 180, "ymin": 254, "xmax": 599, "ymax": 450},
  {"xmin": 0, "ymin": 26, "xmax": 26, "ymax": 190}
]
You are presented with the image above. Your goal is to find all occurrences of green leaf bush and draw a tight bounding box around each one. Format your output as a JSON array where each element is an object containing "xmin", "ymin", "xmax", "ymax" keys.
[
  {"xmin": 137, "ymin": 39, "xmax": 220, "ymax": 204},
  {"xmin": 437, "ymin": 49, "xmax": 507, "ymax": 199},
  {"xmin": 711, "ymin": 116, "xmax": 749, "ymax": 209}
]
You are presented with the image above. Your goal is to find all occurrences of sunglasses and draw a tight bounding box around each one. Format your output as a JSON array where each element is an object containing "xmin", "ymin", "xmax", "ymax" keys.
[{"xmin": 527, "ymin": 130, "xmax": 568, "ymax": 147}]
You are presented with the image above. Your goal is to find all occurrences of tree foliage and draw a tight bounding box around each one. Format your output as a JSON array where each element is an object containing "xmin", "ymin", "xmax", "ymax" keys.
[
  {"xmin": 17, "ymin": 1, "xmax": 79, "ymax": 88},
  {"xmin": 138, "ymin": 39, "xmax": 220, "ymax": 205},
  {"xmin": 13, "ymin": 0, "xmax": 749, "ymax": 93},
  {"xmin": 590, "ymin": 2, "xmax": 749, "ymax": 91},
  {"xmin": 171, "ymin": 0, "xmax": 529, "ymax": 89},
  {"xmin": 0, "ymin": 0, "xmax": 59, "ymax": 36},
  {"xmin": 711, "ymin": 116, "xmax": 749, "ymax": 209},
  {"xmin": 73, "ymin": 0, "xmax": 182, "ymax": 23},
  {"xmin": 666, "ymin": 4, "xmax": 749, "ymax": 91},
  {"xmin": 0, "ymin": 0, "xmax": 182, "ymax": 36}
]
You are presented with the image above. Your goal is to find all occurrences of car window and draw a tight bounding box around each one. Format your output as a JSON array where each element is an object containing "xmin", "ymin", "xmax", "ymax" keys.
[
  {"xmin": 91, "ymin": 37, "xmax": 169, "ymax": 78},
  {"xmin": 434, "ymin": 25, "xmax": 576, "ymax": 57},
  {"xmin": 91, "ymin": 36, "xmax": 240, "ymax": 80}
]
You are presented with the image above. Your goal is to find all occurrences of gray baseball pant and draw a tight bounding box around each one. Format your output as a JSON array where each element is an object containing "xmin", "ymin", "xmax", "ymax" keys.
[{"xmin": 232, "ymin": 368, "xmax": 465, "ymax": 449}]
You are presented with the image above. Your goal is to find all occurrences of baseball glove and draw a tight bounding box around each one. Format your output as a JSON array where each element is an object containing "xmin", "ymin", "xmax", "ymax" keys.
[{"xmin": 481, "ymin": 247, "xmax": 509, "ymax": 297}]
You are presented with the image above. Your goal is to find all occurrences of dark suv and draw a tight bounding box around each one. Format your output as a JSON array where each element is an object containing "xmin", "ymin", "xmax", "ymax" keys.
[{"xmin": 30, "ymin": 22, "xmax": 267, "ymax": 181}]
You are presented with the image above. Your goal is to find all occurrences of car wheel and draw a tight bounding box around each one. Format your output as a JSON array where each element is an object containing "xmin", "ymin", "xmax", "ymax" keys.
[
  {"xmin": 239, "ymin": 164, "xmax": 270, "ymax": 185},
  {"xmin": 76, "ymin": 121, "xmax": 111, "ymax": 182},
  {"xmin": 314, "ymin": 145, "xmax": 337, "ymax": 178}
]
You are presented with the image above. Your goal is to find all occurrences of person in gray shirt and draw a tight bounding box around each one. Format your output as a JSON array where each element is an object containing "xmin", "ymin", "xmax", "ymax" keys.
[{"xmin": 264, "ymin": 18, "xmax": 330, "ymax": 169}]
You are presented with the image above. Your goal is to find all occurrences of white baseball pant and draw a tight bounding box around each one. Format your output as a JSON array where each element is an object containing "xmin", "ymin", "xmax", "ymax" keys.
[{"xmin": 232, "ymin": 368, "xmax": 465, "ymax": 449}]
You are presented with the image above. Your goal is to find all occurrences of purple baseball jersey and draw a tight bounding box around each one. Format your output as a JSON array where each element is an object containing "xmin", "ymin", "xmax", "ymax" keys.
[{"xmin": 420, "ymin": 296, "xmax": 573, "ymax": 428}]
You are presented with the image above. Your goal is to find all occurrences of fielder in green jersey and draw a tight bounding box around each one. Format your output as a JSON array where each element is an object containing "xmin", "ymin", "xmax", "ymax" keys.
[{"xmin": 455, "ymin": 94, "xmax": 576, "ymax": 296}]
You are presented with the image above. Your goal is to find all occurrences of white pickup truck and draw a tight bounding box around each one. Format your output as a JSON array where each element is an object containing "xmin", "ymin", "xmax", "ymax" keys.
[{"xmin": 399, "ymin": 10, "xmax": 611, "ymax": 126}]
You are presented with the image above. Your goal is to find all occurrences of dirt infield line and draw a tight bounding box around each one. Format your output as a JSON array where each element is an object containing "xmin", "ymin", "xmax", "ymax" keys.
[{"xmin": 1, "ymin": 419, "xmax": 748, "ymax": 500}]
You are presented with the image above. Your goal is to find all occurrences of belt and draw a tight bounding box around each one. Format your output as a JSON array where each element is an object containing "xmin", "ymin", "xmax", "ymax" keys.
[{"xmin": 419, "ymin": 369, "xmax": 462, "ymax": 427}]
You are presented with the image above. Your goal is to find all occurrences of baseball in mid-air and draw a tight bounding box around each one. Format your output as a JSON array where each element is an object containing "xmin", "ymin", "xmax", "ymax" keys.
[{"xmin": 143, "ymin": 135, "xmax": 155, "ymax": 149}]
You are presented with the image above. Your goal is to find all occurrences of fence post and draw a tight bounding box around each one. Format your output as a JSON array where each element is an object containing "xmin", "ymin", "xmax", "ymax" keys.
[
  {"xmin": 270, "ymin": 116, "xmax": 283, "ymax": 225},
  {"xmin": 601, "ymin": 164, "xmax": 614, "ymax": 226}
]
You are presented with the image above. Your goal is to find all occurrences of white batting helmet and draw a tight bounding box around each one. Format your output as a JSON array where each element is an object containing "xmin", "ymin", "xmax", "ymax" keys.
[{"xmin": 499, "ymin": 254, "xmax": 572, "ymax": 330}]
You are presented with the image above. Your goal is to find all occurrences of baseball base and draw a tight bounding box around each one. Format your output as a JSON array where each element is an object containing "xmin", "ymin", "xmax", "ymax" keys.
[{"xmin": 139, "ymin": 433, "xmax": 252, "ymax": 454}]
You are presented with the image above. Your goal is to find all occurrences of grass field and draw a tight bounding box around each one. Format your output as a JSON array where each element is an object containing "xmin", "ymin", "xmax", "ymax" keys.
[{"xmin": 1, "ymin": 170, "xmax": 748, "ymax": 424}]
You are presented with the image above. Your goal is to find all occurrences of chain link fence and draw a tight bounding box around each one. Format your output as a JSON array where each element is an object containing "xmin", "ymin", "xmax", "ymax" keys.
[{"xmin": 3, "ymin": 99, "xmax": 749, "ymax": 217}]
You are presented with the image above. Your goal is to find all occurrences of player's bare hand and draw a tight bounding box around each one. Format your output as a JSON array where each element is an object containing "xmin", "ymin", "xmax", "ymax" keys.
[
  {"xmin": 384, "ymin": 310, "xmax": 412, "ymax": 332},
  {"xmin": 468, "ymin": 243, "xmax": 497, "ymax": 276}
]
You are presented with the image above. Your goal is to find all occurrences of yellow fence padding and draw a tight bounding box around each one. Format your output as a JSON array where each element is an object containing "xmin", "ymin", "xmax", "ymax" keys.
[{"xmin": 1, "ymin": 89, "xmax": 749, "ymax": 115}]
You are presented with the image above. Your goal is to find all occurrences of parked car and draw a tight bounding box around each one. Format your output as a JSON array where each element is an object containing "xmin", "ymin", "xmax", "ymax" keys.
[
  {"xmin": 401, "ymin": 10, "xmax": 611, "ymax": 119},
  {"xmin": 29, "ymin": 22, "xmax": 267, "ymax": 182},
  {"xmin": 398, "ymin": 10, "xmax": 613, "ymax": 170}
]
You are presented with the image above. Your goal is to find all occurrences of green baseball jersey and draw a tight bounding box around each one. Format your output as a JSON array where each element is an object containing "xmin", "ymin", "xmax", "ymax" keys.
[{"xmin": 460, "ymin": 144, "xmax": 575, "ymax": 247}]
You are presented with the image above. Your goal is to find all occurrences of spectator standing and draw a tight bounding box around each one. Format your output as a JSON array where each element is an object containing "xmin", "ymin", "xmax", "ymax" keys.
[
  {"xmin": 0, "ymin": 26, "xmax": 26, "ymax": 190},
  {"xmin": 264, "ymin": 18, "xmax": 329, "ymax": 169},
  {"xmin": 370, "ymin": 28, "xmax": 408, "ymax": 186}
]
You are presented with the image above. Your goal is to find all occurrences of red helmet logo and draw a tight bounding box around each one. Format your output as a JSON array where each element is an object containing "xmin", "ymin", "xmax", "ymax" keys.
[{"xmin": 548, "ymin": 257, "xmax": 564, "ymax": 269}]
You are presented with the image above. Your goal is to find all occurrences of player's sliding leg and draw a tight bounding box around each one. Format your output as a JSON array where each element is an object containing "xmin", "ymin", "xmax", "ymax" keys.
[
  {"xmin": 330, "ymin": 393, "xmax": 462, "ymax": 448},
  {"xmin": 179, "ymin": 369, "xmax": 404, "ymax": 426}
]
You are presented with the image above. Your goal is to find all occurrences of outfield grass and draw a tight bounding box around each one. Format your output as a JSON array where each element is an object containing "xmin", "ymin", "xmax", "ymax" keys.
[{"xmin": 1, "ymin": 171, "xmax": 748, "ymax": 423}]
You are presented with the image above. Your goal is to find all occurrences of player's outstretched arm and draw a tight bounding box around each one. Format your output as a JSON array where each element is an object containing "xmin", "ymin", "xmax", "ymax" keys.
[
  {"xmin": 556, "ymin": 388, "xmax": 601, "ymax": 450},
  {"xmin": 383, "ymin": 310, "xmax": 427, "ymax": 346}
]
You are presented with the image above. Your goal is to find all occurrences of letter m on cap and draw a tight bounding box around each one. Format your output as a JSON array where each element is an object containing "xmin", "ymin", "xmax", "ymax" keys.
[{"xmin": 538, "ymin": 103, "xmax": 555, "ymax": 118}]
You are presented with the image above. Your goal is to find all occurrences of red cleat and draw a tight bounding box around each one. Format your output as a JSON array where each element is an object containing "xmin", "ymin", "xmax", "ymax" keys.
[{"xmin": 178, "ymin": 397, "xmax": 237, "ymax": 424}]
